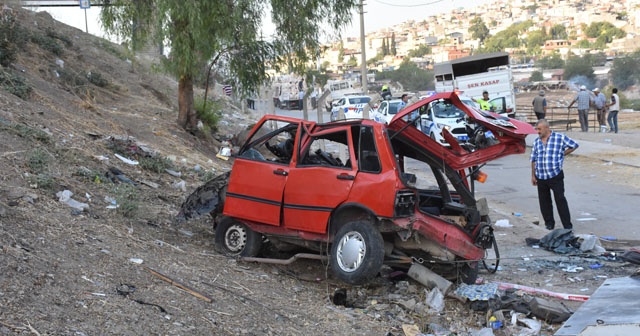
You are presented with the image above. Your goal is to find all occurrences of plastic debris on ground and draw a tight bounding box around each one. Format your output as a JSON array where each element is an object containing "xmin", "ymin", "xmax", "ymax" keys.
[
  {"xmin": 114, "ymin": 153, "xmax": 139, "ymax": 165},
  {"xmin": 494, "ymin": 219, "xmax": 513, "ymax": 227},
  {"xmin": 165, "ymin": 169, "xmax": 182, "ymax": 177},
  {"xmin": 173, "ymin": 180, "xmax": 187, "ymax": 192},
  {"xmin": 454, "ymin": 282, "xmax": 498, "ymax": 301},
  {"xmin": 216, "ymin": 147, "xmax": 231, "ymax": 160},
  {"xmin": 56, "ymin": 190, "xmax": 89, "ymax": 211},
  {"xmin": 425, "ymin": 287, "xmax": 445, "ymax": 312}
]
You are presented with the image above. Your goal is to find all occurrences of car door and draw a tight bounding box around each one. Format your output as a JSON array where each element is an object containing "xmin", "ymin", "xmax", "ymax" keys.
[
  {"xmin": 283, "ymin": 125, "xmax": 356, "ymax": 234},
  {"xmin": 490, "ymin": 97, "xmax": 506, "ymax": 115},
  {"xmin": 223, "ymin": 119, "xmax": 299, "ymax": 226}
]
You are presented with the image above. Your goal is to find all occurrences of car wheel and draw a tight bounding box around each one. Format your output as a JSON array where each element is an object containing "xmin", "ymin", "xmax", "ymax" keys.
[
  {"xmin": 215, "ymin": 217, "xmax": 262, "ymax": 257},
  {"xmin": 330, "ymin": 220, "xmax": 385, "ymax": 285}
]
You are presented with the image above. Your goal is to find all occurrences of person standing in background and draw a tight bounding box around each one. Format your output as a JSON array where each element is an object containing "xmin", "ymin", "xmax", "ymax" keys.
[
  {"xmin": 593, "ymin": 88, "xmax": 607, "ymax": 132},
  {"xmin": 532, "ymin": 90, "xmax": 547, "ymax": 120},
  {"xmin": 567, "ymin": 85, "xmax": 592, "ymax": 132},
  {"xmin": 607, "ymin": 88, "xmax": 620, "ymax": 133},
  {"xmin": 475, "ymin": 90, "xmax": 495, "ymax": 112},
  {"xmin": 531, "ymin": 119, "xmax": 579, "ymax": 231}
]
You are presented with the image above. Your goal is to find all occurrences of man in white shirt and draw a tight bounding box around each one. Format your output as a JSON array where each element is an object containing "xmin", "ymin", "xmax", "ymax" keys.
[{"xmin": 607, "ymin": 88, "xmax": 620, "ymax": 133}]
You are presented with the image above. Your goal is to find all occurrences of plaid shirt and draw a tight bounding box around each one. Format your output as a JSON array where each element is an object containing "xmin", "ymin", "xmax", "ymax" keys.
[
  {"xmin": 573, "ymin": 90, "xmax": 591, "ymax": 110},
  {"xmin": 531, "ymin": 132, "xmax": 579, "ymax": 180}
]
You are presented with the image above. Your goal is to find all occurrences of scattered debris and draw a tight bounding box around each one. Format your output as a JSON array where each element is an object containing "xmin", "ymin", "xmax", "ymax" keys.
[
  {"xmin": 56, "ymin": 190, "xmax": 89, "ymax": 211},
  {"xmin": 114, "ymin": 153, "xmax": 139, "ymax": 165},
  {"xmin": 144, "ymin": 267, "xmax": 212, "ymax": 303}
]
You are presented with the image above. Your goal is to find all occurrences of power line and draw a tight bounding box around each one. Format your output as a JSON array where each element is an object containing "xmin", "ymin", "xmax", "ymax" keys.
[{"xmin": 372, "ymin": 0, "xmax": 447, "ymax": 8}]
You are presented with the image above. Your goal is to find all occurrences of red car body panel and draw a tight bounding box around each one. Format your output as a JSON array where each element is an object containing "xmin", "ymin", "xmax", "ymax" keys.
[{"xmin": 222, "ymin": 92, "xmax": 535, "ymax": 266}]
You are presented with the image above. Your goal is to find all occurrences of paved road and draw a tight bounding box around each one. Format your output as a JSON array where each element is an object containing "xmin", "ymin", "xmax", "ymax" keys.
[{"xmin": 475, "ymin": 136, "xmax": 640, "ymax": 239}]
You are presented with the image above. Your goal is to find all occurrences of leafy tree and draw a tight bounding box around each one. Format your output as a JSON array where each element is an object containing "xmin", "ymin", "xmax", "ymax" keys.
[
  {"xmin": 338, "ymin": 40, "xmax": 345, "ymax": 61},
  {"xmin": 610, "ymin": 51, "xmax": 640, "ymax": 90},
  {"xmin": 563, "ymin": 55, "xmax": 595, "ymax": 82},
  {"xmin": 482, "ymin": 20, "xmax": 532, "ymax": 52},
  {"xmin": 406, "ymin": 44, "xmax": 431, "ymax": 58},
  {"xmin": 577, "ymin": 39, "xmax": 591, "ymax": 48},
  {"xmin": 549, "ymin": 24, "xmax": 567, "ymax": 40},
  {"xmin": 529, "ymin": 70, "xmax": 544, "ymax": 82},
  {"xmin": 585, "ymin": 21, "xmax": 625, "ymax": 42},
  {"xmin": 536, "ymin": 53, "xmax": 564, "ymax": 69},
  {"xmin": 468, "ymin": 17, "xmax": 490, "ymax": 42},
  {"xmin": 391, "ymin": 33, "xmax": 397, "ymax": 56},
  {"xmin": 375, "ymin": 60, "xmax": 433, "ymax": 91},
  {"xmin": 346, "ymin": 55, "xmax": 358, "ymax": 68},
  {"xmin": 525, "ymin": 30, "xmax": 546, "ymax": 54},
  {"xmin": 100, "ymin": 0, "xmax": 357, "ymax": 132}
]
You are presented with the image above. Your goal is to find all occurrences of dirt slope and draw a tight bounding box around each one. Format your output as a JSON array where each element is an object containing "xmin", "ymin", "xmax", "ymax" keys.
[{"xmin": 2, "ymin": 7, "xmax": 639, "ymax": 336}]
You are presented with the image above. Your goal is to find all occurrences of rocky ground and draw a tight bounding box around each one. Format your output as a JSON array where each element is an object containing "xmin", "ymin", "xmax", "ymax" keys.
[{"xmin": 2, "ymin": 7, "xmax": 640, "ymax": 336}]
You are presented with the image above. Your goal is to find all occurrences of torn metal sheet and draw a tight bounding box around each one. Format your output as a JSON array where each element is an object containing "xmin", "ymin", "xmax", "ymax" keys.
[{"xmin": 554, "ymin": 276, "xmax": 640, "ymax": 336}]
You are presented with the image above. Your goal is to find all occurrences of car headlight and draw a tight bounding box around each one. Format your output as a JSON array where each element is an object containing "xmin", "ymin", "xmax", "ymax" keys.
[{"xmin": 437, "ymin": 123, "xmax": 451, "ymax": 131}]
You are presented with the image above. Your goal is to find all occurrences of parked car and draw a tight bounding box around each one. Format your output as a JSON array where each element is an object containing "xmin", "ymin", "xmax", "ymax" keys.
[
  {"xmin": 371, "ymin": 99, "xmax": 405, "ymax": 124},
  {"xmin": 330, "ymin": 94, "xmax": 372, "ymax": 121},
  {"xmin": 179, "ymin": 92, "xmax": 535, "ymax": 285},
  {"xmin": 419, "ymin": 97, "xmax": 471, "ymax": 145}
]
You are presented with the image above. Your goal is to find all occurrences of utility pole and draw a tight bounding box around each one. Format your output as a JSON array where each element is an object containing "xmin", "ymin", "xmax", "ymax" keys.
[{"xmin": 359, "ymin": 0, "xmax": 369, "ymax": 119}]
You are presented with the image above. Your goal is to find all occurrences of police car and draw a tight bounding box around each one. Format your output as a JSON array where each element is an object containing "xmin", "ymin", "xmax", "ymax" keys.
[
  {"xmin": 419, "ymin": 98, "xmax": 470, "ymax": 145},
  {"xmin": 330, "ymin": 94, "xmax": 372, "ymax": 121},
  {"xmin": 370, "ymin": 99, "xmax": 405, "ymax": 124}
]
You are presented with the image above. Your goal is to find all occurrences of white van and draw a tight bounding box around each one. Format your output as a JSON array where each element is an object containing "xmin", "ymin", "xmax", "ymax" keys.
[
  {"xmin": 420, "ymin": 98, "xmax": 470, "ymax": 145},
  {"xmin": 434, "ymin": 52, "xmax": 516, "ymax": 117}
]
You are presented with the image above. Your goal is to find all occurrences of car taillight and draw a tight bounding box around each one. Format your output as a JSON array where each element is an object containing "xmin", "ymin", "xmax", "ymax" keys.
[
  {"xmin": 506, "ymin": 108, "xmax": 513, "ymax": 112},
  {"xmin": 394, "ymin": 190, "xmax": 416, "ymax": 217},
  {"xmin": 474, "ymin": 170, "xmax": 488, "ymax": 183}
]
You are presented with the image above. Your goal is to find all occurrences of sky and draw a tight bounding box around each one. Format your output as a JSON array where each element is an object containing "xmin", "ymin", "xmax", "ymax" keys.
[{"xmin": 33, "ymin": 0, "xmax": 491, "ymax": 42}]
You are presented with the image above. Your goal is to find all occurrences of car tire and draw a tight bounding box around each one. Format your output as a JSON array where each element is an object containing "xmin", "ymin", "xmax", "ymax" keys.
[
  {"xmin": 215, "ymin": 217, "xmax": 262, "ymax": 257},
  {"xmin": 330, "ymin": 220, "xmax": 385, "ymax": 285},
  {"xmin": 459, "ymin": 261, "xmax": 479, "ymax": 285}
]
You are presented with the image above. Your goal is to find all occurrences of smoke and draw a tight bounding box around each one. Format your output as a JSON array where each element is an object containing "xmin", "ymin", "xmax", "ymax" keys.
[{"xmin": 568, "ymin": 75, "xmax": 594, "ymax": 91}]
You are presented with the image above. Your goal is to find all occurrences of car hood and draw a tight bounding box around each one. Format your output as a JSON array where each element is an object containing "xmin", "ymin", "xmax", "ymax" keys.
[{"xmin": 388, "ymin": 91, "xmax": 535, "ymax": 170}]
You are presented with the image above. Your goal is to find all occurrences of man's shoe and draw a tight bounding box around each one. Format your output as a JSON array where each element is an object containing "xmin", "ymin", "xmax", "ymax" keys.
[{"xmin": 546, "ymin": 226, "xmax": 554, "ymax": 230}]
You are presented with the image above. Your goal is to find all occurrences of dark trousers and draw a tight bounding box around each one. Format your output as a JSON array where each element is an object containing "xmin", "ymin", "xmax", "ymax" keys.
[
  {"xmin": 535, "ymin": 112, "xmax": 545, "ymax": 120},
  {"xmin": 537, "ymin": 171, "xmax": 573, "ymax": 230}
]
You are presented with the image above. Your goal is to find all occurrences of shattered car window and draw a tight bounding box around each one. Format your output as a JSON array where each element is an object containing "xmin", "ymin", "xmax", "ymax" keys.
[
  {"xmin": 299, "ymin": 130, "xmax": 350, "ymax": 168},
  {"xmin": 238, "ymin": 121, "xmax": 297, "ymax": 164}
]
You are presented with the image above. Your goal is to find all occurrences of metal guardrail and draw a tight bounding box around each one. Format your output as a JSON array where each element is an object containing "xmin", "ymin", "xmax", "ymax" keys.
[{"xmin": 516, "ymin": 105, "xmax": 602, "ymax": 132}]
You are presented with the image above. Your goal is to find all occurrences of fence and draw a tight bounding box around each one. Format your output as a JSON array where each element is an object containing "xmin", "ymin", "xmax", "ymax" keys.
[{"xmin": 516, "ymin": 105, "xmax": 602, "ymax": 132}]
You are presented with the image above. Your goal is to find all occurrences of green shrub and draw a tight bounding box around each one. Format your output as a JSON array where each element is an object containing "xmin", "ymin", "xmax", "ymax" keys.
[
  {"xmin": 113, "ymin": 184, "xmax": 139, "ymax": 218},
  {"xmin": 0, "ymin": 122, "xmax": 50, "ymax": 143},
  {"xmin": 0, "ymin": 70, "xmax": 32, "ymax": 99},
  {"xmin": 28, "ymin": 173, "xmax": 55, "ymax": 191},
  {"xmin": 45, "ymin": 28, "xmax": 72, "ymax": 47},
  {"xmin": 58, "ymin": 69, "xmax": 88, "ymax": 87},
  {"xmin": 30, "ymin": 32, "xmax": 63, "ymax": 56},
  {"xmin": 139, "ymin": 156, "xmax": 174, "ymax": 173},
  {"xmin": 194, "ymin": 96, "xmax": 223, "ymax": 132},
  {"xmin": 86, "ymin": 71, "xmax": 108, "ymax": 87},
  {"xmin": 0, "ymin": 7, "xmax": 28, "ymax": 66},
  {"xmin": 27, "ymin": 147, "xmax": 49, "ymax": 174}
]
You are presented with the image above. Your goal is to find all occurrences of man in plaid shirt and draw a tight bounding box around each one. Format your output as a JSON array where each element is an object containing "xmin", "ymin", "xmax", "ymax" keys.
[{"xmin": 530, "ymin": 119, "xmax": 579, "ymax": 230}]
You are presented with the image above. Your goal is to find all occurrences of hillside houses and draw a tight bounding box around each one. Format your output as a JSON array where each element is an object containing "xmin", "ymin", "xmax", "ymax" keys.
[{"xmin": 318, "ymin": 0, "xmax": 640, "ymax": 76}]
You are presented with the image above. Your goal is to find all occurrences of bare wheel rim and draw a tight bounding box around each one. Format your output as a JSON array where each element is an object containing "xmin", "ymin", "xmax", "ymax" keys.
[
  {"xmin": 336, "ymin": 231, "xmax": 366, "ymax": 272},
  {"xmin": 225, "ymin": 224, "xmax": 248, "ymax": 253}
]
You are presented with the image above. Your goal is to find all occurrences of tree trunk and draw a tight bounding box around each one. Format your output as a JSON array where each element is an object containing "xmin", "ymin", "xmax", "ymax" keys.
[{"xmin": 177, "ymin": 75, "xmax": 197, "ymax": 132}]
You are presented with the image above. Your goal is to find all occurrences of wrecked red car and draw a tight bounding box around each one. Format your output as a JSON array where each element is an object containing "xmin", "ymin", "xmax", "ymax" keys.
[{"xmin": 179, "ymin": 92, "xmax": 535, "ymax": 285}]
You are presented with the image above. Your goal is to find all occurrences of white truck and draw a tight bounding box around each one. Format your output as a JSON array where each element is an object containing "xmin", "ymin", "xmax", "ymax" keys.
[{"xmin": 434, "ymin": 52, "xmax": 516, "ymax": 117}]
